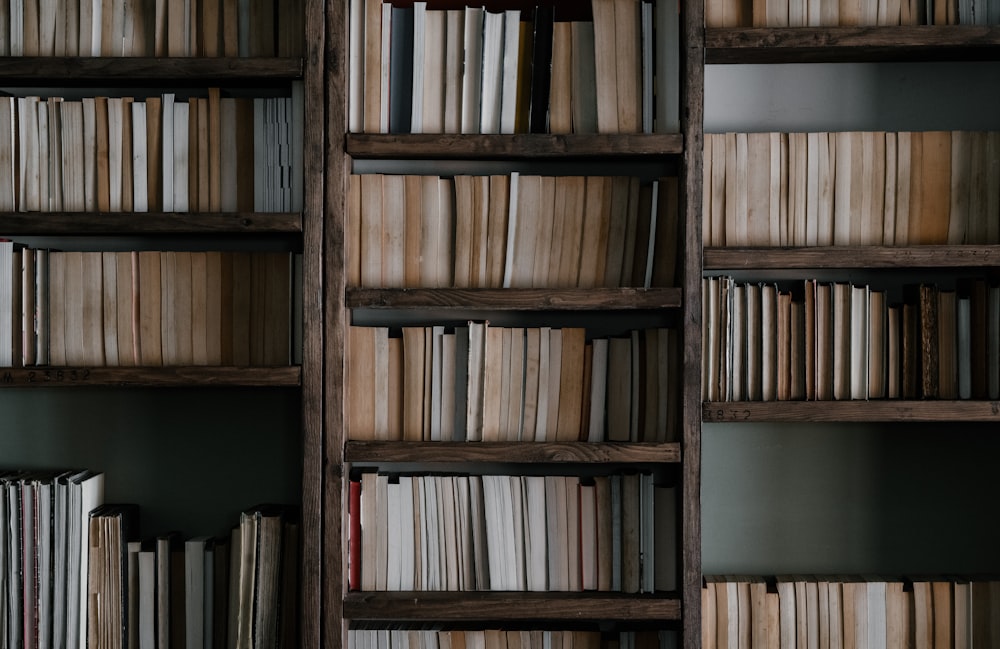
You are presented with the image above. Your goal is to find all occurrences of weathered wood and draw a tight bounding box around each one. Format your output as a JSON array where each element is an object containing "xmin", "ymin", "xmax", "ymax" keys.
[
  {"xmin": 343, "ymin": 592, "xmax": 682, "ymax": 621},
  {"xmin": 703, "ymin": 400, "xmax": 1000, "ymax": 422},
  {"xmin": 0, "ymin": 56, "xmax": 302, "ymax": 82},
  {"xmin": 298, "ymin": 1, "xmax": 326, "ymax": 648},
  {"xmin": 0, "ymin": 212, "xmax": 301, "ymax": 234},
  {"xmin": 704, "ymin": 245, "xmax": 1000, "ymax": 269},
  {"xmin": 344, "ymin": 441, "xmax": 681, "ymax": 464},
  {"xmin": 0, "ymin": 366, "xmax": 301, "ymax": 387},
  {"xmin": 705, "ymin": 26, "xmax": 1000, "ymax": 63},
  {"xmin": 345, "ymin": 288, "xmax": 683, "ymax": 310},
  {"xmin": 346, "ymin": 133, "xmax": 684, "ymax": 159}
]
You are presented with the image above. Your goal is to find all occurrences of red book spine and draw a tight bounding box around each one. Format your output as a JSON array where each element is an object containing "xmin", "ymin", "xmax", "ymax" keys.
[{"xmin": 349, "ymin": 479, "xmax": 362, "ymax": 590}]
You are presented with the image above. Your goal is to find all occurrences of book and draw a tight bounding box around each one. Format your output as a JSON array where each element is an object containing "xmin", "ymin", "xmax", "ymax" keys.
[
  {"xmin": 498, "ymin": 9, "xmax": 522, "ymax": 135},
  {"xmin": 87, "ymin": 504, "xmax": 139, "ymax": 649},
  {"xmin": 461, "ymin": 7, "xmax": 484, "ymax": 134}
]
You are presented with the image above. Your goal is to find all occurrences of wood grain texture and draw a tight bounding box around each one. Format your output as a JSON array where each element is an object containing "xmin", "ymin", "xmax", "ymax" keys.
[
  {"xmin": 345, "ymin": 288, "xmax": 682, "ymax": 310},
  {"xmin": 705, "ymin": 26, "xmax": 1000, "ymax": 63},
  {"xmin": 703, "ymin": 400, "xmax": 1000, "ymax": 422},
  {"xmin": 0, "ymin": 365, "xmax": 301, "ymax": 387},
  {"xmin": 343, "ymin": 592, "xmax": 682, "ymax": 621},
  {"xmin": 704, "ymin": 245, "xmax": 1000, "ymax": 269},
  {"xmin": 0, "ymin": 212, "xmax": 301, "ymax": 234},
  {"xmin": 344, "ymin": 441, "xmax": 681, "ymax": 464},
  {"xmin": 0, "ymin": 56, "xmax": 302, "ymax": 82},
  {"xmin": 346, "ymin": 133, "xmax": 684, "ymax": 159}
]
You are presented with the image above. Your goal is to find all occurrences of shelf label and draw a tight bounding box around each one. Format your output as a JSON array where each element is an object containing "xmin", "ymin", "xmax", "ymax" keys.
[
  {"xmin": 702, "ymin": 406, "xmax": 751, "ymax": 422},
  {"xmin": 2, "ymin": 368, "xmax": 92, "ymax": 384}
]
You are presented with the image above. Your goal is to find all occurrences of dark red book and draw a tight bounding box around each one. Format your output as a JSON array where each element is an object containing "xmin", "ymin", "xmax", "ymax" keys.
[{"xmin": 349, "ymin": 479, "xmax": 362, "ymax": 590}]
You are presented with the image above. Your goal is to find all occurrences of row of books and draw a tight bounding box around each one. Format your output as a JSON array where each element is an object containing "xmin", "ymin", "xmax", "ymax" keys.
[
  {"xmin": 0, "ymin": 88, "xmax": 303, "ymax": 214},
  {"xmin": 347, "ymin": 173, "xmax": 678, "ymax": 289},
  {"xmin": 0, "ymin": 0, "xmax": 303, "ymax": 57},
  {"xmin": 703, "ymin": 575, "xmax": 1000, "ymax": 649},
  {"xmin": 347, "ymin": 324, "xmax": 679, "ymax": 444},
  {"xmin": 703, "ymin": 276, "xmax": 1000, "ymax": 402},
  {"xmin": 703, "ymin": 131, "xmax": 1000, "ymax": 247},
  {"xmin": 348, "ymin": 472, "xmax": 676, "ymax": 594},
  {"xmin": 0, "ymin": 246, "xmax": 294, "ymax": 368},
  {"xmin": 706, "ymin": 0, "xmax": 999, "ymax": 25},
  {"xmin": 348, "ymin": 0, "xmax": 679, "ymax": 135},
  {"xmin": 348, "ymin": 629, "xmax": 679, "ymax": 649},
  {"xmin": 0, "ymin": 468, "xmax": 298, "ymax": 649},
  {"xmin": 89, "ymin": 503, "xmax": 298, "ymax": 649}
]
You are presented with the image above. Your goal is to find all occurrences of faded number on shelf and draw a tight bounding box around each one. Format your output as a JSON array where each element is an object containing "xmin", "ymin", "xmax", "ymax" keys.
[
  {"xmin": 21, "ymin": 369, "xmax": 92, "ymax": 383},
  {"xmin": 704, "ymin": 407, "xmax": 751, "ymax": 422}
]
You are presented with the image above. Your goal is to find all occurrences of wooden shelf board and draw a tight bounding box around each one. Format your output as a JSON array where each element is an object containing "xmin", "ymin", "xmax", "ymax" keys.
[
  {"xmin": 346, "ymin": 133, "xmax": 684, "ymax": 159},
  {"xmin": 0, "ymin": 212, "xmax": 302, "ymax": 235},
  {"xmin": 705, "ymin": 26, "xmax": 1000, "ymax": 62},
  {"xmin": 345, "ymin": 288, "xmax": 683, "ymax": 311},
  {"xmin": 345, "ymin": 441, "xmax": 681, "ymax": 464},
  {"xmin": 0, "ymin": 56, "xmax": 303, "ymax": 82},
  {"xmin": 0, "ymin": 366, "xmax": 302, "ymax": 388},
  {"xmin": 343, "ymin": 592, "xmax": 681, "ymax": 621},
  {"xmin": 703, "ymin": 245, "xmax": 1000, "ymax": 269},
  {"xmin": 703, "ymin": 400, "xmax": 1000, "ymax": 422}
]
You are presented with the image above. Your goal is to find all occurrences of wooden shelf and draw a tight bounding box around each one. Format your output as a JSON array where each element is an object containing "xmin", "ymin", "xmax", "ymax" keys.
[
  {"xmin": 702, "ymin": 400, "xmax": 1000, "ymax": 422},
  {"xmin": 345, "ymin": 133, "xmax": 684, "ymax": 160},
  {"xmin": 0, "ymin": 56, "xmax": 303, "ymax": 83},
  {"xmin": 346, "ymin": 288, "xmax": 682, "ymax": 311},
  {"xmin": 0, "ymin": 366, "xmax": 302, "ymax": 388},
  {"xmin": 703, "ymin": 245, "xmax": 1000, "ymax": 269},
  {"xmin": 345, "ymin": 441, "xmax": 681, "ymax": 464},
  {"xmin": 705, "ymin": 25, "xmax": 1000, "ymax": 63},
  {"xmin": 343, "ymin": 592, "xmax": 682, "ymax": 622},
  {"xmin": 0, "ymin": 212, "xmax": 302, "ymax": 235}
]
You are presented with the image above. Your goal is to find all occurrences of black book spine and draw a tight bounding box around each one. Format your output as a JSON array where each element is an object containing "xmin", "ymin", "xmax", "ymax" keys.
[{"xmin": 528, "ymin": 5, "xmax": 554, "ymax": 134}]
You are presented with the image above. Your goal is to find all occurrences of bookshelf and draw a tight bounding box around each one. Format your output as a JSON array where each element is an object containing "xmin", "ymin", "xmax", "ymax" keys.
[
  {"xmin": 0, "ymin": 1, "xmax": 325, "ymax": 647},
  {"xmin": 327, "ymin": 1, "xmax": 703, "ymax": 648},
  {"xmin": 702, "ymin": 17, "xmax": 1000, "ymax": 646}
]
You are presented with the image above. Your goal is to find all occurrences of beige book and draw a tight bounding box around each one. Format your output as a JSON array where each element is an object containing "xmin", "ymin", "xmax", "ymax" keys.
[
  {"xmin": 883, "ymin": 131, "xmax": 898, "ymax": 244},
  {"xmin": 481, "ymin": 324, "xmax": 504, "ymax": 442},
  {"xmin": 509, "ymin": 174, "xmax": 540, "ymax": 287},
  {"xmin": 452, "ymin": 175, "xmax": 475, "ymax": 288},
  {"xmin": 815, "ymin": 131, "xmax": 836, "ymax": 246},
  {"xmin": 60, "ymin": 251, "xmax": 85, "ymax": 365},
  {"xmin": 402, "ymin": 175, "xmax": 423, "ymax": 287},
  {"xmin": 555, "ymin": 327, "xmax": 585, "ymax": 441},
  {"xmin": 913, "ymin": 131, "xmax": 953, "ymax": 245},
  {"xmin": 362, "ymin": 0, "xmax": 382, "ymax": 132},
  {"xmin": 114, "ymin": 251, "xmax": 142, "ymax": 367},
  {"xmin": 418, "ymin": 175, "xmax": 442, "ymax": 287},
  {"xmin": 579, "ymin": 176, "xmax": 612, "ymax": 288},
  {"xmin": 486, "ymin": 175, "xmax": 509, "ymax": 288},
  {"xmin": 557, "ymin": 176, "xmax": 586, "ymax": 288},
  {"xmin": 613, "ymin": 0, "xmax": 641, "ymax": 133},
  {"xmin": 470, "ymin": 176, "xmax": 490, "ymax": 287},
  {"xmin": 81, "ymin": 252, "xmax": 106, "ymax": 366},
  {"xmin": 346, "ymin": 326, "xmax": 376, "ymax": 440},
  {"xmin": 548, "ymin": 21, "xmax": 572, "ymax": 134},
  {"xmin": 402, "ymin": 326, "xmax": 427, "ymax": 441},
  {"xmin": 102, "ymin": 252, "xmax": 120, "ymax": 367},
  {"xmin": 833, "ymin": 131, "xmax": 854, "ymax": 245},
  {"xmin": 521, "ymin": 328, "xmax": 541, "ymax": 442},
  {"xmin": 591, "ymin": 0, "xmax": 618, "ymax": 133},
  {"xmin": 533, "ymin": 176, "xmax": 557, "ymax": 287},
  {"xmin": 190, "ymin": 251, "xmax": 208, "ymax": 365},
  {"xmin": 380, "ymin": 174, "xmax": 405, "ymax": 288},
  {"xmin": 708, "ymin": 133, "xmax": 727, "ymax": 246},
  {"xmin": 746, "ymin": 132, "xmax": 771, "ymax": 246},
  {"xmin": 733, "ymin": 133, "xmax": 750, "ymax": 246},
  {"xmin": 359, "ymin": 174, "xmax": 382, "ymax": 286},
  {"xmin": 894, "ymin": 131, "xmax": 912, "ymax": 245}
]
